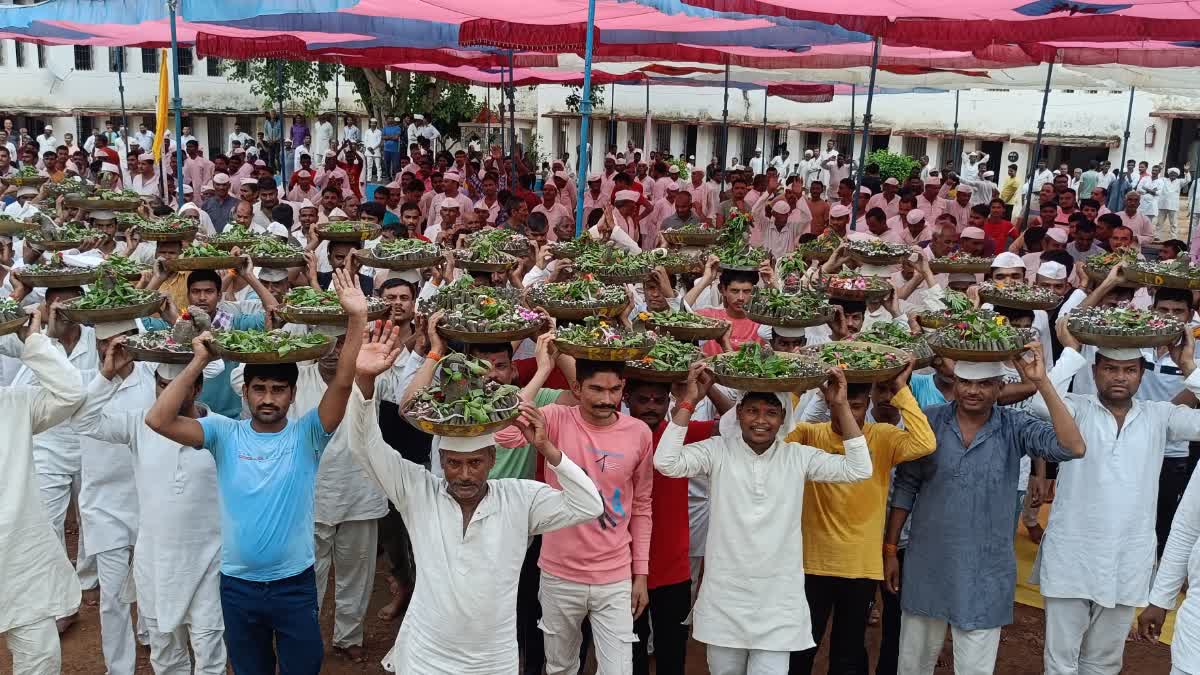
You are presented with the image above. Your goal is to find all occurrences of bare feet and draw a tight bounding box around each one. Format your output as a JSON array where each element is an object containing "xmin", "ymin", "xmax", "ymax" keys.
[
  {"xmin": 82, "ymin": 588, "xmax": 100, "ymax": 607},
  {"xmin": 868, "ymin": 605, "xmax": 881, "ymax": 626},
  {"xmin": 378, "ymin": 595, "xmax": 405, "ymax": 621},
  {"xmin": 334, "ymin": 645, "xmax": 367, "ymax": 663},
  {"xmin": 56, "ymin": 613, "xmax": 78, "ymax": 634}
]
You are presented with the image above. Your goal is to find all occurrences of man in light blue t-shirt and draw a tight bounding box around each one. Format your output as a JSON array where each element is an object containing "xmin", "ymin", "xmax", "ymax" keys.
[{"xmin": 145, "ymin": 268, "xmax": 369, "ymax": 675}]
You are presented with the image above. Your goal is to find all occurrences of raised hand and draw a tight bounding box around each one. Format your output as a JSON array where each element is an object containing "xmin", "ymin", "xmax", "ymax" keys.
[
  {"xmin": 191, "ymin": 330, "xmax": 217, "ymax": 363},
  {"xmin": 427, "ymin": 309, "xmax": 448, "ymax": 354},
  {"xmin": 1170, "ymin": 325, "xmax": 1196, "ymax": 376},
  {"xmin": 100, "ymin": 335, "xmax": 134, "ymax": 380},
  {"xmin": 332, "ymin": 267, "xmax": 368, "ymax": 318},
  {"xmin": 820, "ymin": 366, "xmax": 848, "ymax": 407},
  {"xmin": 356, "ymin": 320, "xmax": 404, "ymax": 377},
  {"xmin": 534, "ymin": 331, "xmax": 558, "ymax": 372},
  {"xmin": 1012, "ymin": 342, "xmax": 1046, "ymax": 385},
  {"xmin": 512, "ymin": 402, "xmax": 549, "ymax": 449}
]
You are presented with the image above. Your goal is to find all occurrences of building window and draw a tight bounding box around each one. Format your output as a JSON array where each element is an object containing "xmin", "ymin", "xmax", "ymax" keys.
[
  {"xmin": 834, "ymin": 133, "xmax": 852, "ymax": 158},
  {"xmin": 870, "ymin": 134, "xmax": 890, "ymax": 153},
  {"xmin": 206, "ymin": 56, "xmax": 220, "ymax": 77},
  {"xmin": 234, "ymin": 60, "xmax": 249, "ymax": 78},
  {"xmin": 176, "ymin": 48, "xmax": 193, "ymax": 76},
  {"xmin": 739, "ymin": 127, "xmax": 758, "ymax": 168},
  {"xmin": 36, "ymin": 44, "xmax": 45, "ymax": 68},
  {"xmin": 141, "ymin": 48, "xmax": 157, "ymax": 73},
  {"xmin": 902, "ymin": 136, "xmax": 928, "ymax": 159},
  {"xmin": 73, "ymin": 46, "xmax": 93, "ymax": 71},
  {"xmin": 14, "ymin": 41, "xmax": 25, "ymax": 68},
  {"xmin": 108, "ymin": 47, "xmax": 125, "ymax": 72},
  {"xmin": 943, "ymin": 137, "xmax": 964, "ymax": 164},
  {"xmin": 654, "ymin": 122, "xmax": 672, "ymax": 154},
  {"xmin": 627, "ymin": 121, "xmax": 644, "ymax": 151}
]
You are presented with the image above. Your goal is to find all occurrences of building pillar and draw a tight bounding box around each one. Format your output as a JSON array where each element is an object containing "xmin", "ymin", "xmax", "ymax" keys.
[
  {"xmin": 591, "ymin": 117, "xmax": 606, "ymax": 172},
  {"xmin": 695, "ymin": 126, "xmax": 714, "ymax": 169},
  {"xmin": 670, "ymin": 123, "xmax": 685, "ymax": 157}
]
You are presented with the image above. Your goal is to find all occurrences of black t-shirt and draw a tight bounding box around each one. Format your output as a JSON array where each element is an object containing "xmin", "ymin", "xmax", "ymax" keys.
[
  {"xmin": 316, "ymin": 270, "xmax": 374, "ymax": 297},
  {"xmin": 379, "ymin": 399, "xmax": 432, "ymax": 466}
]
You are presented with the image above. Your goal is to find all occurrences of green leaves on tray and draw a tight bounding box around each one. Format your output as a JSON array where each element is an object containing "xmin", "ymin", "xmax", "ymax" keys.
[
  {"xmin": 554, "ymin": 316, "xmax": 653, "ymax": 349},
  {"xmin": 529, "ymin": 278, "xmax": 626, "ymax": 305},
  {"xmin": 244, "ymin": 238, "xmax": 303, "ymax": 257},
  {"xmin": 709, "ymin": 342, "xmax": 826, "ymax": 379},
  {"xmin": 373, "ymin": 238, "xmax": 440, "ymax": 258},
  {"xmin": 628, "ymin": 334, "xmax": 700, "ymax": 372},
  {"xmin": 181, "ymin": 242, "xmax": 226, "ymax": 258},
  {"xmin": 0, "ymin": 296, "xmax": 20, "ymax": 320},
  {"xmin": 213, "ymin": 329, "xmax": 329, "ymax": 356},
  {"xmin": 747, "ymin": 287, "xmax": 831, "ymax": 321},
  {"xmin": 69, "ymin": 278, "xmax": 159, "ymax": 310}
]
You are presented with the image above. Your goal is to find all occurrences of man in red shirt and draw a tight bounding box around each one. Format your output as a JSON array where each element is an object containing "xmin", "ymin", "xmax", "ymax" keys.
[
  {"xmin": 623, "ymin": 370, "xmax": 723, "ymax": 675},
  {"xmin": 683, "ymin": 256, "xmax": 770, "ymax": 356},
  {"xmin": 982, "ymin": 198, "xmax": 1017, "ymax": 254}
]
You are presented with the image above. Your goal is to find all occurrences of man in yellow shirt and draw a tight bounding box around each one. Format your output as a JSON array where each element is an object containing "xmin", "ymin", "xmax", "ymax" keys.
[
  {"xmin": 1000, "ymin": 163, "xmax": 1023, "ymax": 220},
  {"xmin": 786, "ymin": 360, "xmax": 936, "ymax": 674}
]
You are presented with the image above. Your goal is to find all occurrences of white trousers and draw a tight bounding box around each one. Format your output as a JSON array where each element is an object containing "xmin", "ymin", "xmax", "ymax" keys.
[
  {"xmin": 143, "ymin": 617, "xmax": 226, "ymax": 675},
  {"xmin": 1043, "ymin": 596, "xmax": 1135, "ymax": 675},
  {"xmin": 1157, "ymin": 210, "xmax": 1179, "ymax": 241},
  {"xmin": 899, "ymin": 613, "xmax": 1001, "ymax": 675},
  {"xmin": 96, "ymin": 547, "xmax": 136, "ymax": 675},
  {"xmin": 365, "ymin": 153, "xmax": 382, "ymax": 183},
  {"xmin": 3, "ymin": 617, "xmax": 60, "ymax": 675},
  {"xmin": 314, "ymin": 518, "xmax": 377, "ymax": 648},
  {"xmin": 706, "ymin": 644, "xmax": 790, "ymax": 675},
  {"xmin": 539, "ymin": 571, "xmax": 636, "ymax": 675}
]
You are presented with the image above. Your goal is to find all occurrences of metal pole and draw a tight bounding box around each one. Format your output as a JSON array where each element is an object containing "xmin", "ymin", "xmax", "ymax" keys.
[
  {"xmin": 951, "ymin": 90, "xmax": 960, "ymax": 166},
  {"xmin": 334, "ymin": 65, "xmax": 340, "ymax": 148},
  {"xmin": 761, "ymin": 89, "xmax": 769, "ymax": 170},
  {"xmin": 1117, "ymin": 86, "xmax": 1136, "ymax": 199},
  {"xmin": 277, "ymin": 60, "xmax": 286, "ymax": 184},
  {"xmin": 1020, "ymin": 59, "xmax": 1055, "ymax": 229},
  {"xmin": 848, "ymin": 84, "xmax": 856, "ymax": 169},
  {"xmin": 851, "ymin": 37, "xmax": 882, "ymax": 229},
  {"xmin": 720, "ymin": 60, "xmax": 730, "ymax": 193},
  {"xmin": 508, "ymin": 51, "xmax": 517, "ymax": 187},
  {"xmin": 574, "ymin": 0, "xmax": 598, "ymax": 236},
  {"xmin": 116, "ymin": 49, "xmax": 128, "ymax": 153},
  {"xmin": 168, "ymin": 0, "xmax": 184, "ymax": 209},
  {"xmin": 609, "ymin": 84, "xmax": 616, "ymax": 151},
  {"xmin": 1188, "ymin": 139, "xmax": 1200, "ymax": 248},
  {"xmin": 485, "ymin": 84, "xmax": 491, "ymax": 153}
]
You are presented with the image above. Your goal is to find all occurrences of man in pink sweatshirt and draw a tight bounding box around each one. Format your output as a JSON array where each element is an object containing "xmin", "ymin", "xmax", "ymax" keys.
[{"xmin": 495, "ymin": 359, "xmax": 654, "ymax": 675}]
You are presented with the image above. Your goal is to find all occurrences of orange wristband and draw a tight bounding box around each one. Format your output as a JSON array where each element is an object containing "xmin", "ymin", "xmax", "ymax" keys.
[
  {"xmin": 677, "ymin": 400, "xmax": 696, "ymax": 413},
  {"xmin": 426, "ymin": 351, "xmax": 442, "ymax": 362},
  {"xmin": 883, "ymin": 543, "xmax": 898, "ymax": 556}
]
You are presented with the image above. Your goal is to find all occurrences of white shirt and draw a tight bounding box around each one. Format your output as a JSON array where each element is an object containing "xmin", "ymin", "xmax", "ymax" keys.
[
  {"xmin": 36, "ymin": 133, "xmax": 58, "ymax": 155},
  {"xmin": 960, "ymin": 151, "xmax": 989, "ymax": 183},
  {"xmin": 1030, "ymin": 348, "xmax": 1200, "ymax": 608},
  {"xmin": 344, "ymin": 124, "xmax": 360, "ymax": 144},
  {"xmin": 294, "ymin": 143, "xmax": 310, "ymax": 166},
  {"xmin": 134, "ymin": 130, "xmax": 154, "ymax": 150},
  {"xmin": 75, "ymin": 369, "xmax": 224, "ymax": 632},
  {"xmin": 131, "ymin": 172, "xmax": 162, "ymax": 198},
  {"xmin": 654, "ymin": 414, "xmax": 872, "ymax": 651},
  {"xmin": 313, "ymin": 121, "xmax": 333, "ymax": 158},
  {"xmin": 345, "ymin": 387, "xmax": 602, "ymax": 674},
  {"xmin": 363, "ymin": 127, "xmax": 383, "ymax": 154},
  {"xmin": 1149, "ymin": 464, "xmax": 1200, "ymax": 672},
  {"xmin": 588, "ymin": 223, "xmax": 641, "ymax": 254},
  {"xmin": 227, "ymin": 131, "xmax": 251, "ymax": 154},
  {"xmin": 1136, "ymin": 175, "xmax": 1164, "ymax": 216},
  {"xmin": 1161, "ymin": 176, "xmax": 1186, "ymax": 212},
  {"xmin": 749, "ymin": 156, "xmax": 764, "ymax": 174},
  {"xmin": 0, "ymin": 334, "xmax": 85, "ymax": 633}
]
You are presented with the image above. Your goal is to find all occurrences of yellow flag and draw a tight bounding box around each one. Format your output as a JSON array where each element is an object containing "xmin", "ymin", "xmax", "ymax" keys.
[{"xmin": 151, "ymin": 49, "xmax": 169, "ymax": 158}]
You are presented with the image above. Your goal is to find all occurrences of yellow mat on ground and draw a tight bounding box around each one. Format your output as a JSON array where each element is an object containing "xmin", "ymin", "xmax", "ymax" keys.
[{"xmin": 1015, "ymin": 515, "xmax": 1179, "ymax": 645}]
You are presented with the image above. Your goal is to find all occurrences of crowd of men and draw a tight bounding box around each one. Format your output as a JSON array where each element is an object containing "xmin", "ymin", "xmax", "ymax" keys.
[{"xmin": 6, "ymin": 126, "xmax": 1200, "ymax": 675}]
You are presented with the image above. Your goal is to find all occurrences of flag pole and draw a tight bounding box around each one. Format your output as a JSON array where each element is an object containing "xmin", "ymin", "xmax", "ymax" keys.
[
  {"xmin": 574, "ymin": 0, "xmax": 598, "ymax": 236},
  {"xmin": 168, "ymin": 0, "xmax": 185, "ymax": 209}
]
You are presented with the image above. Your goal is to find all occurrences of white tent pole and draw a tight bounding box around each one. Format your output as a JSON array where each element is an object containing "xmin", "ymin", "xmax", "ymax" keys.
[{"xmin": 1020, "ymin": 58, "xmax": 1055, "ymax": 228}]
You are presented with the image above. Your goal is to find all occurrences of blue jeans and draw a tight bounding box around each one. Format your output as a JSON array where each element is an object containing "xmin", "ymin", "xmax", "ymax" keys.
[
  {"xmin": 383, "ymin": 150, "xmax": 400, "ymax": 181},
  {"xmin": 219, "ymin": 566, "xmax": 323, "ymax": 674}
]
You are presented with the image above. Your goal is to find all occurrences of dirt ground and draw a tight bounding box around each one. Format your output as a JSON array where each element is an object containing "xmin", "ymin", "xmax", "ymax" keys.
[{"xmin": 3, "ymin": 526, "xmax": 1175, "ymax": 674}]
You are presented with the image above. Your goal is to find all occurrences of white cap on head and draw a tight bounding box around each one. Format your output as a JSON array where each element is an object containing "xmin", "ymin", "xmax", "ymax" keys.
[
  {"xmin": 94, "ymin": 319, "xmax": 139, "ymax": 340},
  {"xmin": 830, "ymin": 204, "xmax": 851, "ymax": 218},
  {"xmin": 240, "ymin": 177, "xmax": 257, "ymax": 187},
  {"xmin": 953, "ymin": 360, "xmax": 1006, "ymax": 380},
  {"xmin": 296, "ymin": 169, "xmax": 312, "ymax": 179},
  {"xmin": 16, "ymin": 186, "xmax": 38, "ymax": 198},
  {"xmin": 884, "ymin": 177, "xmax": 899, "ymax": 186},
  {"xmin": 1046, "ymin": 227, "xmax": 1068, "ymax": 243},
  {"xmin": 182, "ymin": 184, "xmax": 194, "ymax": 195},
  {"xmin": 101, "ymin": 162, "xmax": 120, "ymax": 174},
  {"xmin": 324, "ymin": 149, "xmax": 336, "ymax": 158},
  {"xmin": 1097, "ymin": 346, "xmax": 1145, "ymax": 361},
  {"xmin": 212, "ymin": 173, "xmax": 230, "ymax": 185},
  {"xmin": 924, "ymin": 177, "xmax": 941, "ymax": 187},
  {"xmin": 442, "ymin": 171, "xmax": 461, "ymax": 183},
  {"xmin": 156, "ymin": 363, "xmax": 187, "ymax": 380},
  {"xmin": 299, "ymin": 199, "xmax": 317, "ymax": 210},
  {"xmin": 233, "ymin": 148, "xmax": 246, "ymax": 156},
  {"xmin": 1169, "ymin": 167, "xmax": 1181, "ymax": 176},
  {"xmin": 586, "ymin": 171, "xmax": 602, "ymax": 182},
  {"xmin": 616, "ymin": 157, "xmax": 627, "ymax": 166},
  {"xmin": 667, "ymin": 165, "xmax": 679, "ymax": 174},
  {"xmin": 369, "ymin": 117, "xmax": 377, "ymax": 123},
  {"xmin": 413, "ymin": 114, "xmax": 424, "ymax": 121},
  {"xmin": 771, "ymin": 201, "xmax": 791, "ymax": 215},
  {"xmin": 957, "ymin": 183, "xmax": 974, "ymax": 194},
  {"xmin": 327, "ymin": 207, "xmax": 348, "ymax": 219},
  {"xmin": 859, "ymin": 186, "xmax": 872, "ymax": 195},
  {"xmin": 258, "ymin": 266, "xmax": 289, "ymax": 282},
  {"xmin": 984, "ymin": 170, "xmax": 995, "ymax": 178},
  {"xmin": 991, "ymin": 251, "xmax": 1026, "ymax": 269},
  {"xmin": 666, "ymin": 182, "xmax": 680, "ymax": 192},
  {"xmin": 961, "ymin": 226, "xmax": 985, "ymax": 240},
  {"xmin": 138, "ymin": 153, "xmax": 153, "ymax": 162},
  {"xmin": 440, "ymin": 202, "xmax": 461, "ymax": 212},
  {"xmin": 254, "ymin": 159, "xmax": 267, "ymax": 167},
  {"xmin": 553, "ymin": 170, "xmax": 568, "ymax": 180},
  {"xmin": 440, "ymin": 433, "xmax": 497, "ymax": 453},
  {"xmin": 606, "ymin": 153, "xmax": 616, "ymax": 160},
  {"xmin": 615, "ymin": 189, "xmax": 638, "ymax": 203},
  {"xmin": 905, "ymin": 209, "xmax": 926, "ymax": 225},
  {"xmin": 1037, "ymin": 261, "xmax": 1068, "ymax": 280},
  {"xmin": 179, "ymin": 202, "xmax": 200, "ymax": 215},
  {"xmin": 44, "ymin": 124, "xmax": 53, "ymax": 131},
  {"xmin": 771, "ymin": 325, "xmax": 807, "ymax": 338},
  {"xmin": 91, "ymin": 209, "xmax": 116, "ymax": 220}
]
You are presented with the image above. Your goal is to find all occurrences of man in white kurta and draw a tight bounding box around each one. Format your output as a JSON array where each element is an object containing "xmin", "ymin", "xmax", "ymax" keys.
[
  {"xmin": 229, "ymin": 335, "xmax": 387, "ymax": 659},
  {"xmin": 346, "ymin": 331, "xmax": 603, "ymax": 674},
  {"xmin": 654, "ymin": 373, "xmax": 872, "ymax": 674},
  {"xmin": 75, "ymin": 355, "xmax": 227, "ymax": 674},
  {"xmin": 1139, "ymin": 460, "xmax": 1200, "ymax": 672},
  {"xmin": 1029, "ymin": 336, "xmax": 1200, "ymax": 675},
  {"xmin": 0, "ymin": 327, "xmax": 85, "ymax": 675}
]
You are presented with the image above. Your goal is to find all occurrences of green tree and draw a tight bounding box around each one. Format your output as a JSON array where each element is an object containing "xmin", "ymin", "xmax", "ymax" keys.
[
  {"xmin": 866, "ymin": 149, "xmax": 921, "ymax": 182},
  {"xmin": 563, "ymin": 84, "xmax": 605, "ymax": 113},
  {"xmin": 222, "ymin": 59, "xmax": 479, "ymax": 142}
]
